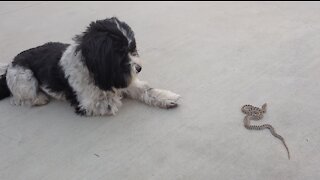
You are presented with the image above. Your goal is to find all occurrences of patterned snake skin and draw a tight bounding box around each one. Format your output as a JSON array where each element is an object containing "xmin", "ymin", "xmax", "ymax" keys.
[{"xmin": 241, "ymin": 103, "xmax": 290, "ymax": 159}]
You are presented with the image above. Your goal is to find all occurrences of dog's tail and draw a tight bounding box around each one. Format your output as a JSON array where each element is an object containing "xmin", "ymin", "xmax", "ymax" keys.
[{"xmin": 0, "ymin": 64, "xmax": 10, "ymax": 100}]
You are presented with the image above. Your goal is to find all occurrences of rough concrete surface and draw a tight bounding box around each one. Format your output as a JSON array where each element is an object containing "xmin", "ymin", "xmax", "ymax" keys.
[{"xmin": 0, "ymin": 2, "xmax": 319, "ymax": 180}]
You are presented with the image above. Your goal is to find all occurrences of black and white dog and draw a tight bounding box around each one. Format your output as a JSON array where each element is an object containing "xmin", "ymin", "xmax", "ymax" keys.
[{"xmin": 0, "ymin": 17, "xmax": 180, "ymax": 116}]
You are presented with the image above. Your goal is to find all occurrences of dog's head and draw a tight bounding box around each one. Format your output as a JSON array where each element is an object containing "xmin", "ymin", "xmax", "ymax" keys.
[{"xmin": 74, "ymin": 17, "xmax": 141, "ymax": 91}]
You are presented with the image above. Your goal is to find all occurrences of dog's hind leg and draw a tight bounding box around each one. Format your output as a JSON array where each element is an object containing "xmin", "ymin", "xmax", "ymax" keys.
[{"xmin": 6, "ymin": 64, "xmax": 49, "ymax": 106}]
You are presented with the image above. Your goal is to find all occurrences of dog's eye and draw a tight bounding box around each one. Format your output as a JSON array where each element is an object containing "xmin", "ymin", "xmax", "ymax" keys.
[{"xmin": 131, "ymin": 51, "xmax": 139, "ymax": 57}]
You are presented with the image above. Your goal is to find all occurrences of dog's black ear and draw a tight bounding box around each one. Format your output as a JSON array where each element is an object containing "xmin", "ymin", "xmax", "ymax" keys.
[
  {"xmin": 77, "ymin": 32, "xmax": 129, "ymax": 91},
  {"xmin": 81, "ymin": 34, "xmax": 113, "ymax": 90}
]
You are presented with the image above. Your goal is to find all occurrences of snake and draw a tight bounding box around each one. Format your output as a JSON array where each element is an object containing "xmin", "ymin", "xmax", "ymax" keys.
[{"xmin": 241, "ymin": 103, "xmax": 290, "ymax": 159}]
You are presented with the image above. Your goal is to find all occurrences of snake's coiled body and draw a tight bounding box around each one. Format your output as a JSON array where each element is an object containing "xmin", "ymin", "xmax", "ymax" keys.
[{"xmin": 242, "ymin": 103, "xmax": 290, "ymax": 159}]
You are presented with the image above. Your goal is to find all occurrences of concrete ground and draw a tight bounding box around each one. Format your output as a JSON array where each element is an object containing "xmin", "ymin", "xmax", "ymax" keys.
[{"xmin": 0, "ymin": 2, "xmax": 319, "ymax": 180}]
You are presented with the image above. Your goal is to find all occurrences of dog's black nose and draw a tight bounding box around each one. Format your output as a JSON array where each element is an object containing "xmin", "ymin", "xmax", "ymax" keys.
[{"xmin": 135, "ymin": 64, "xmax": 142, "ymax": 73}]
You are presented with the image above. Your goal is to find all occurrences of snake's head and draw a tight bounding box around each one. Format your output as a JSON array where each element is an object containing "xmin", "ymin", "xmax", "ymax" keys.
[{"xmin": 262, "ymin": 103, "xmax": 267, "ymax": 113}]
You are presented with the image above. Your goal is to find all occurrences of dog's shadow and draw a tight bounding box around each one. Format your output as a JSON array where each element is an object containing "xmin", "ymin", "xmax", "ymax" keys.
[{"xmin": 0, "ymin": 97, "xmax": 179, "ymax": 124}]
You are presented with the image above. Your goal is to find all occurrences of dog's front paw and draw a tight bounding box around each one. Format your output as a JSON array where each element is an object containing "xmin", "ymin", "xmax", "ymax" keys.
[{"xmin": 150, "ymin": 89, "xmax": 181, "ymax": 109}]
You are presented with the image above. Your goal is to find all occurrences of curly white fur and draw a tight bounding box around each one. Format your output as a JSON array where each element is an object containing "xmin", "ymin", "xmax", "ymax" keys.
[
  {"xmin": 59, "ymin": 44, "xmax": 123, "ymax": 116},
  {"xmin": 6, "ymin": 64, "xmax": 49, "ymax": 106}
]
